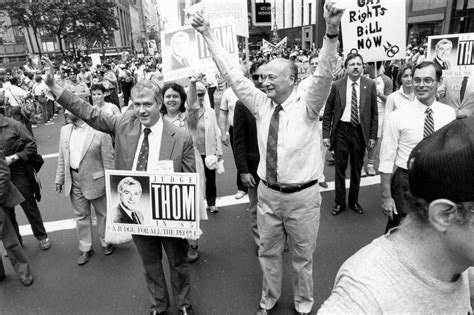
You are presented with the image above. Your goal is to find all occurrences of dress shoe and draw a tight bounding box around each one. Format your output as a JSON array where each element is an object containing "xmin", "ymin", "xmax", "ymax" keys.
[
  {"xmin": 360, "ymin": 167, "xmax": 367, "ymax": 177},
  {"xmin": 150, "ymin": 310, "xmax": 168, "ymax": 315},
  {"xmin": 39, "ymin": 237, "xmax": 51, "ymax": 250},
  {"xmin": 319, "ymin": 181, "xmax": 328, "ymax": 188},
  {"xmin": 350, "ymin": 203, "xmax": 364, "ymax": 214},
  {"xmin": 19, "ymin": 273, "xmax": 34, "ymax": 286},
  {"xmin": 367, "ymin": 164, "xmax": 377, "ymax": 176},
  {"xmin": 0, "ymin": 269, "xmax": 5, "ymax": 281},
  {"xmin": 296, "ymin": 312, "xmax": 310, "ymax": 315},
  {"xmin": 103, "ymin": 244, "xmax": 115, "ymax": 255},
  {"xmin": 179, "ymin": 305, "xmax": 194, "ymax": 315},
  {"xmin": 77, "ymin": 250, "xmax": 94, "ymax": 265},
  {"xmin": 326, "ymin": 156, "xmax": 335, "ymax": 166},
  {"xmin": 208, "ymin": 205, "xmax": 219, "ymax": 213},
  {"xmin": 256, "ymin": 307, "xmax": 271, "ymax": 315},
  {"xmin": 331, "ymin": 204, "xmax": 345, "ymax": 216},
  {"xmin": 234, "ymin": 190, "xmax": 247, "ymax": 199}
]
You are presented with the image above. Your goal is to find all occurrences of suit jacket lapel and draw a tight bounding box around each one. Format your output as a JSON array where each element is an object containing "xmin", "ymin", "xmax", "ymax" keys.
[
  {"xmin": 159, "ymin": 120, "xmax": 176, "ymax": 160},
  {"xmin": 339, "ymin": 77, "xmax": 348, "ymax": 112},
  {"xmin": 359, "ymin": 78, "xmax": 368, "ymax": 113},
  {"xmin": 80, "ymin": 126, "xmax": 94, "ymax": 163}
]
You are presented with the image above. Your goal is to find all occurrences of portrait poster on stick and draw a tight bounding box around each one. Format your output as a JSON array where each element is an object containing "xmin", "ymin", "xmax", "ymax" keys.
[
  {"xmin": 340, "ymin": 0, "xmax": 406, "ymax": 62},
  {"xmin": 161, "ymin": 18, "xmax": 239, "ymax": 81},
  {"xmin": 105, "ymin": 170, "xmax": 200, "ymax": 240}
]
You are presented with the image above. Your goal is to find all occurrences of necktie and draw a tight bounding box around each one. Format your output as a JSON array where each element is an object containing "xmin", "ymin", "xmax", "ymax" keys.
[
  {"xmin": 136, "ymin": 128, "xmax": 151, "ymax": 171},
  {"xmin": 132, "ymin": 212, "xmax": 141, "ymax": 224},
  {"xmin": 266, "ymin": 104, "xmax": 283, "ymax": 184},
  {"xmin": 460, "ymin": 76, "xmax": 468, "ymax": 102},
  {"xmin": 350, "ymin": 82, "xmax": 359, "ymax": 126},
  {"xmin": 423, "ymin": 107, "xmax": 434, "ymax": 138}
]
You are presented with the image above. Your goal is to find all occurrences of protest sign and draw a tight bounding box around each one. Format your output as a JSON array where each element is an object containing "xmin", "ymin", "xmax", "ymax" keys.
[
  {"xmin": 340, "ymin": 0, "xmax": 406, "ymax": 62},
  {"xmin": 427, "ymin": 33, "xmax": 474, "ymax": 78},
  {"xmin": 90, "ymin": 53, "xmax": 101, "ymax": 68},
  {"xmin": 295, "ymin": 61, "xmax": 311, "ymax": 86},
  {"xmin": 161, "ymin": 19, "xmax": 239, "ymax": 82},
  {"xmin": 105, "ymin": 170, "xmax": 200, "ymax": 240}
]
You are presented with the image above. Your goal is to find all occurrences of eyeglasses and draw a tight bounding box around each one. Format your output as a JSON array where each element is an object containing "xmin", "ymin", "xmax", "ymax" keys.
[
  {"xmin": 197, "ymin": 92, "xmax": 205, "ymax": 97},
  {"xmin": 252, "ymin": 74, "xmax": 263, "ymax": 80},
  {"xmin": 413, "ymin": 77, "xmax": 436, "ymax": 86}
]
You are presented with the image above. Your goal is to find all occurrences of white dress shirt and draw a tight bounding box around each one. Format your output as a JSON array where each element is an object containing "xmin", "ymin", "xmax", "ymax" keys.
[
  {"xmin": 379, "ymin": 99, "xmax": 455, "ymax": 173},
  {"xmin": 206, "ymin": 37, "xmax": 337, "ymax": 184},
  {"xmin": 132, "ymin": 118, "xmax": 163, "ymax": 171},
  {"xmin": 69, "ymin": 122, "xmax": 88, "ymax": 170},
  {"xmin": 340, "ymin": 77, "xmax": 361, "ymax": 122}
]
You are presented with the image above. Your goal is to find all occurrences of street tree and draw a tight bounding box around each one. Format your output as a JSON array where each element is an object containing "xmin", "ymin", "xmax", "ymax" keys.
[
  {"xmin": 74, "ymin": 1, "xmax": 118, "ymax": 56},
  {"xmin": 0, "ymin": 0, "xmax": 47, "ymax": 57}
]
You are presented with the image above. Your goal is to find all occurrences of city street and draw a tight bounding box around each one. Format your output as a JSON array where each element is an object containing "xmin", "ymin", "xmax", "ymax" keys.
[{"xmin": 0, "ymin": 104, "xmax": 386, "ymax": 315}]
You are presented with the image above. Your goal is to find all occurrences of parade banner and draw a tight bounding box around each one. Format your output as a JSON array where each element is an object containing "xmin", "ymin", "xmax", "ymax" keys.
[
  {"xmin": 161, "ymin": 19, "xmax": 239, "ymax": 82},
  {"xmin": 340, "ymin": 0, "xmax": 406, "ymax": 62},
  {"xmin": 426, "ymin": 33, "xmax": 474, "ymax": 77},
  {"xmin": 105, "ymin": 170, "xmax": 200, "ymax": 240}
]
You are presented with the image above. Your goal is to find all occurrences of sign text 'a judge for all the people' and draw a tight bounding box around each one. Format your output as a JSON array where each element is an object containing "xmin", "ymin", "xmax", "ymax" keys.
[
  {"xmin": 340, "ymin": 0, "xmax": 406, "ymax": 62},
  {"xmin": 105, "ymin": 170, "xmax": 200, "ymax": 240}
]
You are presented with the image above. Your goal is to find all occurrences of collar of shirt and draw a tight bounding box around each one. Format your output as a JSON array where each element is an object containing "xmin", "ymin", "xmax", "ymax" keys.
[
  {"xmin": 132, "ymin": 118, "xmax": 164, "ymax": 171},
  {"xmin": 347, "ymin": 77, "xmax": 361, "ymax": 88},
  {"xmin": 279, "ymin": 89, "xmax": 297, "ymax": 112},
  {"xmin": 398, "ymin": 88, "xmax": 414, "ymax": 101},
  {"xmin": 72, "ymin": 121, "xmax": 87, "ymax": 130}
]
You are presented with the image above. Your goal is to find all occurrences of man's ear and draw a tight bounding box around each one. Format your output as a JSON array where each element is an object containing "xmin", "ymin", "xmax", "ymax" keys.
[{"xmin": 428, "ymin": 198, "xmax": 458, "ymax": 232}]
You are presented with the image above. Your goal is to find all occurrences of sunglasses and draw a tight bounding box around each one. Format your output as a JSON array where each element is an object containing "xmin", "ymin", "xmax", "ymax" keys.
[
  {"xmin": 197, "ymin": 92, "xmax": 205, "ymax": 97},
  {"xmin": 252, "ymin": 74, "xmax": 263, "ymax": 80}
]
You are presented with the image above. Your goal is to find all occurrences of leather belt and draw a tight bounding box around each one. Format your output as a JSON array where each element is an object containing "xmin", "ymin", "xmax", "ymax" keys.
[
  {"xmin": 397, "ymin": 167, "xmax": 408, "ymax": 174},
  {"xmin": 261, "ymin": 179, "xmax": 318, "ymax": 193},
  {"xmin": 70, "ymin": 167, "xmax": 79, "ymax": 172}
]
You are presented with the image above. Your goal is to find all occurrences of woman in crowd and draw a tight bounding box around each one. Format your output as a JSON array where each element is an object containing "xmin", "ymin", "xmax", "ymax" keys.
[
  {"xmin": 160, "ymin": 81, "xmax": 208, "ymax": 263},
  {"xmin": 385, "ymin": 64, "xmax": 415, "ymax": 115},
  {"xmin": 90, "ymin": 83, "xmax": 121, "ymax": 115}
]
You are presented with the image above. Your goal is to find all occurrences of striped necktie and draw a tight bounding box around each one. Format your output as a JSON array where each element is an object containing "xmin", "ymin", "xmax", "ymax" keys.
[
  {"xmin": 266, "ymin": 104, "xmax": 283, "ymax": 184},
  {"xmin": 460, "ymin": 76, "xmax": 468, "ymax": 102},
  {"xmin": 350, "ymin": 82, "xmax": 359, "ymax": 126},
  {"xmin": 423, "ymin": 107, "xmax": 434, "ymax": 138},
  {"xmin": 136, "ymin": 128, "xmax": 151, "ymax": 171}
]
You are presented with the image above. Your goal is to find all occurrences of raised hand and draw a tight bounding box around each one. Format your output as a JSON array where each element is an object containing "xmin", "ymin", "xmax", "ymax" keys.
[
  {"xmin": 323, "ymin": 1, "xmax": 346, "ymax": 33},
  {"xmin": 41, "ymin": 56, "xmax": 55, "ymax": 88},
  {"xmin": 191, "ymin": 11, "xmax": 210, "ymax": 34}
]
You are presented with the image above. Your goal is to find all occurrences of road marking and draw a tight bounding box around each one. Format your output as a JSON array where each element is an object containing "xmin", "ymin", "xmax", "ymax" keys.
[{"xmin": 19, "ymin": 176, "xmax": 381, "ymax": 236}]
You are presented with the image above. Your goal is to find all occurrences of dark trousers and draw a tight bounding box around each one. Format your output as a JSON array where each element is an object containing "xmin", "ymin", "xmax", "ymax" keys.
[
  {"xmin": 7, "ymin": 173, "xmax": 48, "ymax": 243},
  {"xmin": 385, "ymin": 167, "xmax": 409, "ymax": 232},
  {"xmin": 0, "ymin": 206, "xmax": 31, "ymax": 278},
  {"xmin": 229, "ymin": 126, "xmax": 247, "ymax": 193},
  {"xmin": 208, "ymin": 86, "xmax": 217, "ymax": 109},
  {"xmin": 334, "ymin": 122, "xmax": 366, "ymax": 207},
  {"xmin": 201, "ymin": 155, "xmax": 217, "ymax": 206},
  {"xmin": 121, "ymin": 81, "xmax": 133, "ymax": 108},
  {"xmin": 132, "ymin": 234, "xmax": 191, "ymax": 312}
]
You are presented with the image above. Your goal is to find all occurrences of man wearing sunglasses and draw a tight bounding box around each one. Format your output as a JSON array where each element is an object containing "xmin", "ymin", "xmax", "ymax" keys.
[
  {"xmin": 192, "ymin": 3, "xmax": 344, "ymax": 314},
  {"xmin": 379, "ymin": 61, "xmax": 455, "ymax": 232}
]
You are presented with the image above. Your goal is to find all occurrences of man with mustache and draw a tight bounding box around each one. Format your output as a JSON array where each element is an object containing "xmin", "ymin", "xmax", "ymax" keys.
[{"xmin": 322, "ymin": 53, "xmax": 378, "ymax": 216}]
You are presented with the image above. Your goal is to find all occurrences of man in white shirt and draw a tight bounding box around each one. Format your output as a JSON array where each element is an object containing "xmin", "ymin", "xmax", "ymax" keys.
[
  {"xmin": 319, "ymin": 116, "xmax": 474, "ymax": 314},
  {"xmin": 192, "ymin": 3, "xmax": 344, "ymax": 314},
  {"xmin": 380, "ymin": 61, "xmax": 456, "ymax": 232}
]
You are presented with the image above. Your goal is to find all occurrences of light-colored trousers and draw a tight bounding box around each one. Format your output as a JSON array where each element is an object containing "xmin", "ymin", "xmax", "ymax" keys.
[
  {"xmin": 70, "ymin": 171, "xmax": 108, "ymax": 252},
  {"xmin": 248, "ymin": 186, "xmax": 259, "ymax": 246},
  {"xmin": 257, "ymin": 182, "xmax": 321, "ymax": 313}
]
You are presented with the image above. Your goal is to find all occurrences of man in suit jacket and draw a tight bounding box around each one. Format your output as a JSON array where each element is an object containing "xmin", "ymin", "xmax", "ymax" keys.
[
  {"xmin": 113, "ymin": 176, "xmax": 145, "ymax": 224},
  {"xmin": 432, "ymin": 38, "xmax": 453, "ymax": 70},
  {"xmin": 323, "ymin": 53, "xmax": 378, "ymax": 216},
  {"xmin": 55, "ymin": 110, "xmax": 115, "ymax": 265},
  {"xmin": 44, "ymin": 57, "xmax": 196, "ymax": 315},
  {"xmin": 232, "ymin": 60, "xmax": 265, "ymax": 249},
  {"xmin": 0, "ymin": 151, "xmax": 34, "ymax": 286}
]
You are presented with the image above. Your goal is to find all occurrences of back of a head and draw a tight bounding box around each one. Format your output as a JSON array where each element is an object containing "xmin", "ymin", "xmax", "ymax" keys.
[{"xmin": 408, "ymin": 116, "xmax": 474, "ymax": 205}]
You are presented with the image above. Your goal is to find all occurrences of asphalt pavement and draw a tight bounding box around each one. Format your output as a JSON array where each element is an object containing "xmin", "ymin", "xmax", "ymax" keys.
[{"xmin": 0, "ymin": 100, "xmax": 387, "ymax": 315}]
